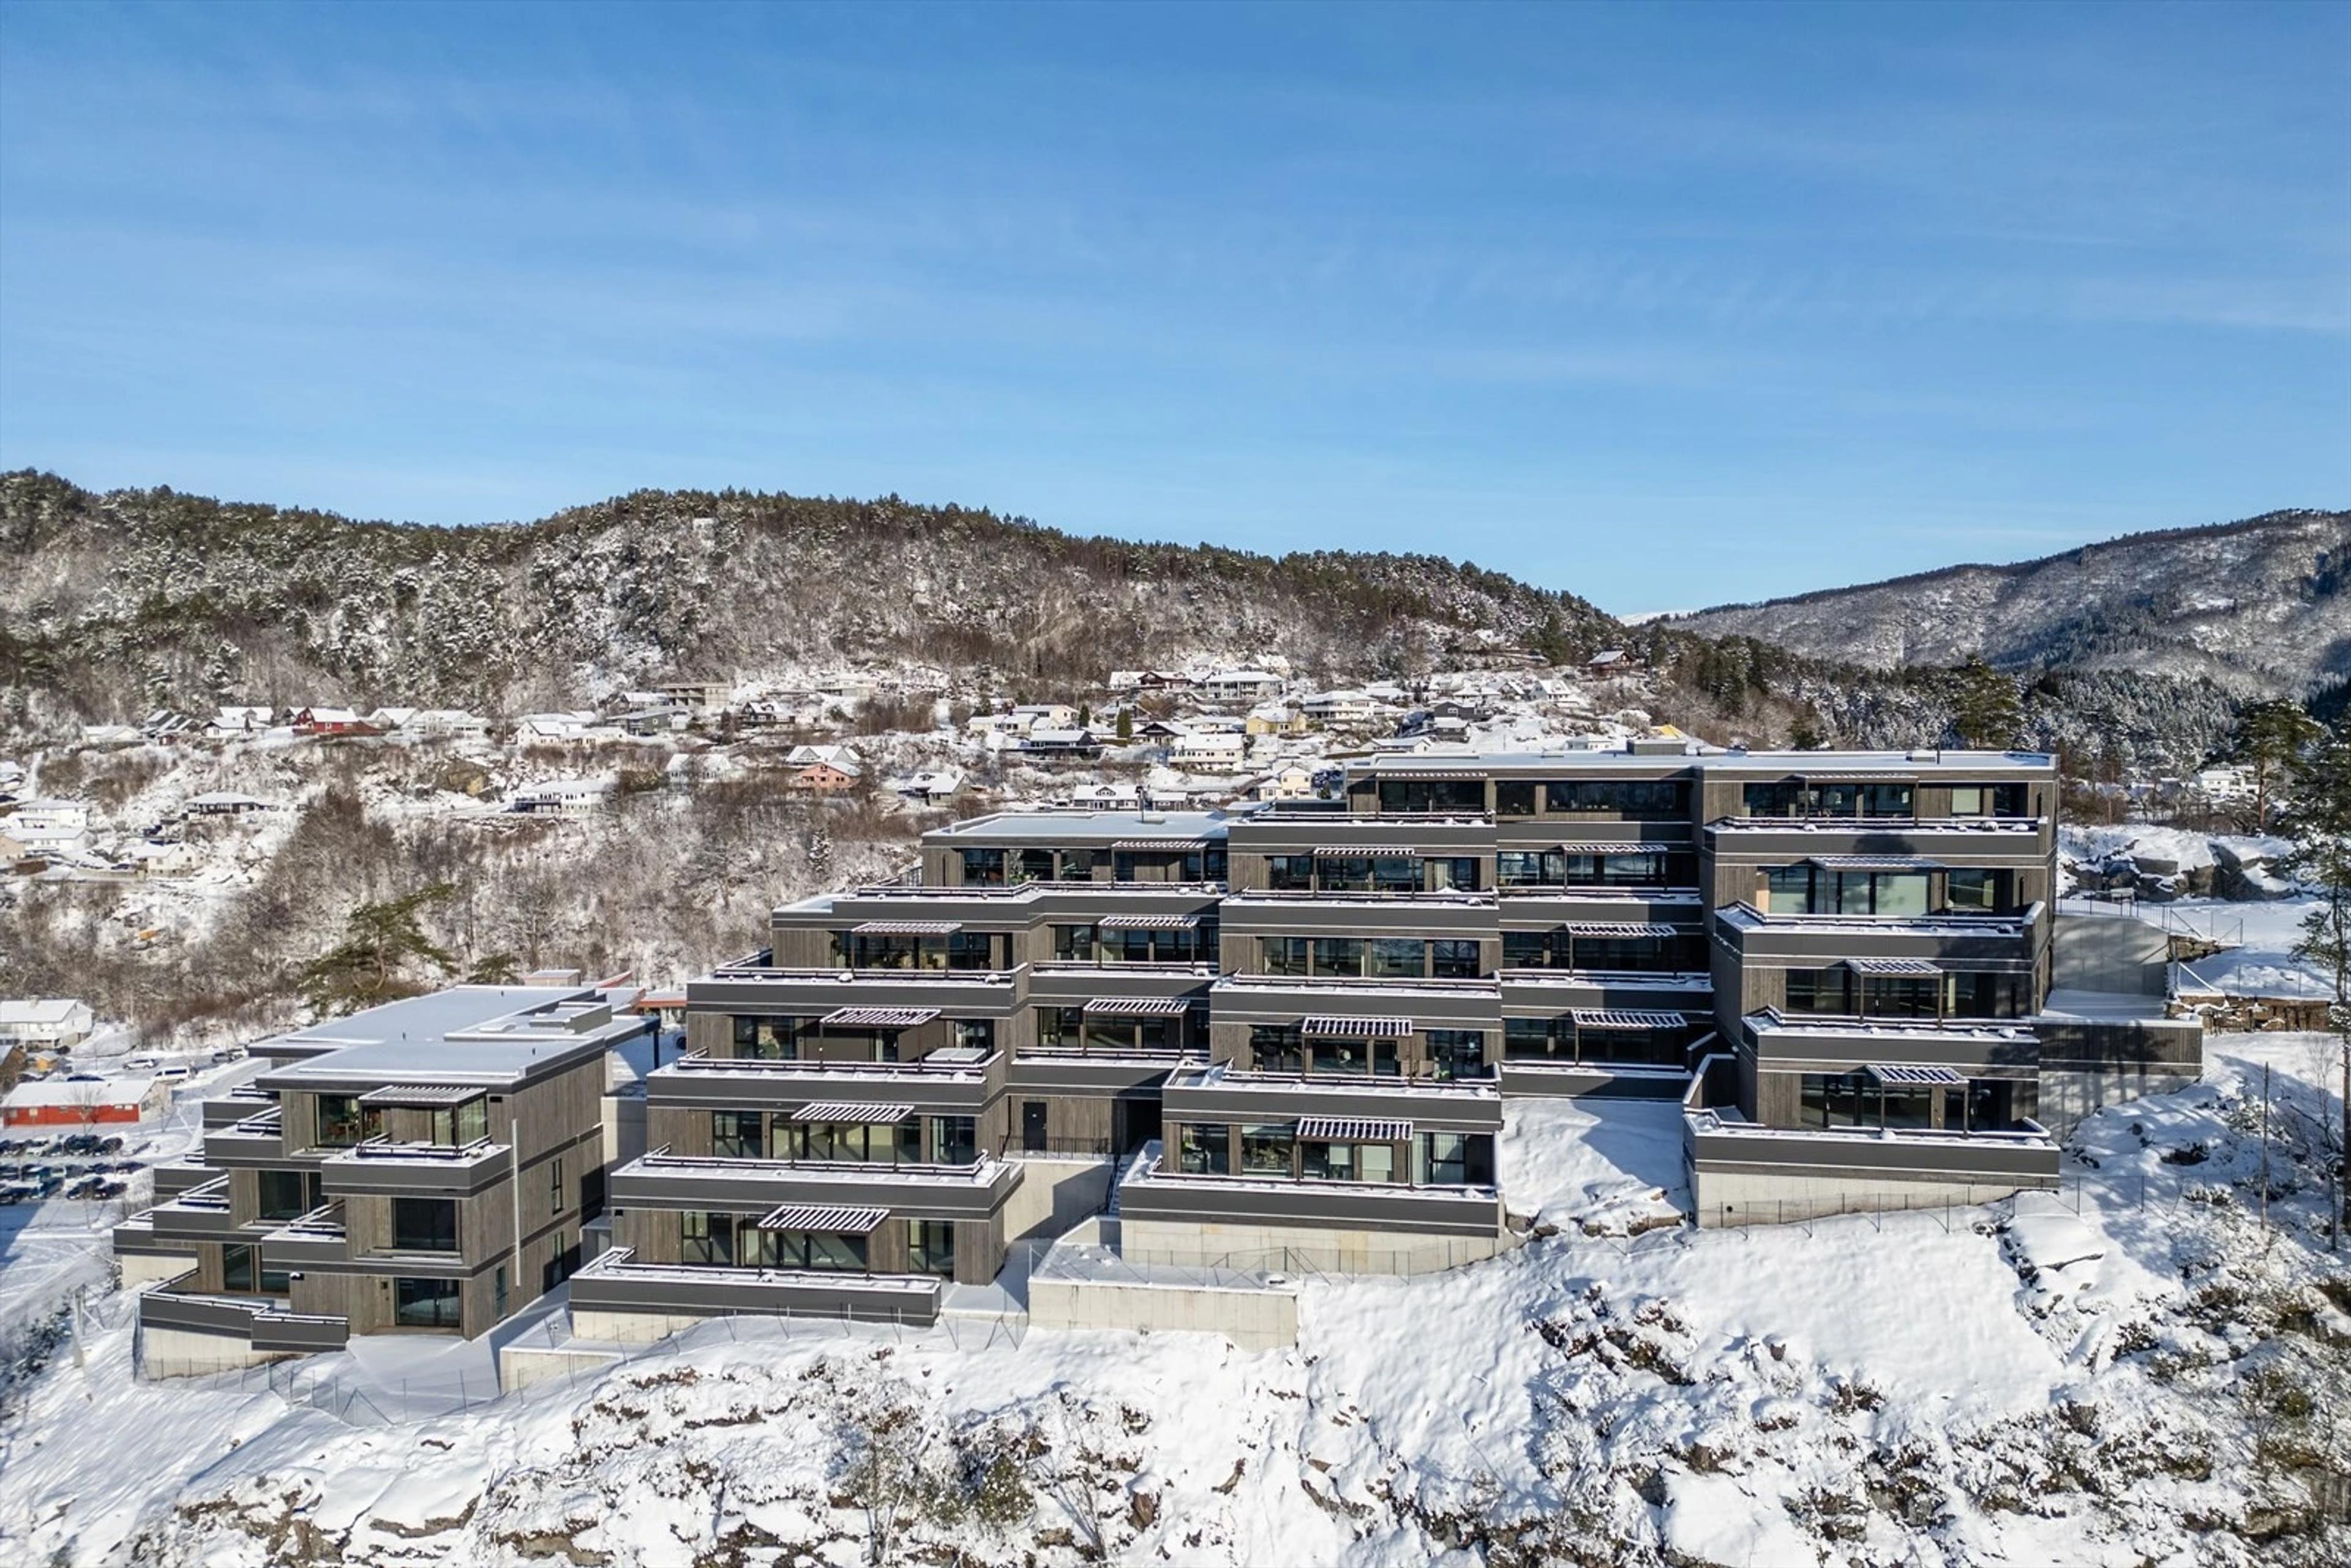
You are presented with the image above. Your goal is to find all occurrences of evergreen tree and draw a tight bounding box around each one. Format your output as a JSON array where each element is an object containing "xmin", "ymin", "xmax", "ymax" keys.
[
  {"xmin": 1949, "ymin": 658, "xmax": 2022, "ymax": 749},
  {"xmin": 1114, "ymin": 706, "xmax": 1133, "ymax": 744},
  {"xmin": 2282, "ymin": 735, "xmax": 2351, "ymax": 1250},
  {"xmin": 2230, "ymin": 698, "xmax": 2323, "ymax": 832},
  {"xmin": 297, "ymin": 884, "xmax": 457, "ymax": 1016}
]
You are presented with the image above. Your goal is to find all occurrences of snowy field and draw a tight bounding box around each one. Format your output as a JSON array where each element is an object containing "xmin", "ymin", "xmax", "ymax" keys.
[{"xmin": 2, "ymin": 1038, "xmax": 2345, "ymax": 1566}]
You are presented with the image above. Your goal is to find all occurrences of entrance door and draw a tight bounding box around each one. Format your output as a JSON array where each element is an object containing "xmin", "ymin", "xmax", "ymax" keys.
[{"xmin": 1021, "ymin": 1100, "xmax": 1049, "ymax": 1153}]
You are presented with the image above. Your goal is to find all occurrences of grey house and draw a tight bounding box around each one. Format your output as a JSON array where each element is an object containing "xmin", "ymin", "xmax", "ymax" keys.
[{"xmin": 118, "ymin": 986, "xmax": 648, "ymax": 1371}]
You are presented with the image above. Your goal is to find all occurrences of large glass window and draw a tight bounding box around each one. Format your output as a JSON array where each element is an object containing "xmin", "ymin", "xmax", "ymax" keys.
[
  {"xmin": 1431, "ymin": 939, "xmax": 1482, "ymax": 978},
  {"xmin": 222, "ymin": 1243, "xmax": 255, "ymax": 1293},
  {"xmin": 713, "ymin": 1110, "xmax": 765, "ymax": 1158},
  {"xmin": 1266, "ymin": 855, "xmax": 1314, "ymax": 890},
  {"xmin": 1948, "ymin": 783, "xmax": 2028, "ymax": 817},
  {"xmin": 1367, "ymin": 939, "xmax": 1426, "ymax": 978},
  {"xmin": 786, "ymin": 1119, "xmax": 920, "ymax": 1164},
  {"xmin": 1504, "ymin": 1018, "xmax": 1562, "ymax": 1059},
  {"xmin": 1052, "ymin": 924, "xmax": 1098, "ymax": 961},
  {"xmin": 959, "ymin": 847, "xmax": 1006, "ymax": 885},
  {"xmin": 1800, "ymin": 1071, "xmax": 1872, "ymax": 1128},
  {"xmin": 257, "ymin": 1169, "xmax": 318, "ymax": 1221},
  {"xmin": 1239, "ymin": 1123, "xmax": 1294, "ymax": 1175},
  {"xmin": 394, "ymin": 1277, "xmax": 462, "ymax": 1329},
  {"xmin": 683, "ymin": 1210, "xmax": 734, "ymax": 1266},
  {"xmin": 908, "ymin": 1220, "xmax": 956, "ymax": 1277},
  {"xmin": 1376, "ymin": 778, "xmax": 1486, "ymax": 814},
  {"xmin": 1498, "ymin": 850, "xmax": 1561, "ymax": 887},
  {"xmin": 1311, "ymin": 937, "xmax": 1363, "ymax": 977},
  {"xmin": 1861, "ymin": 974, "xmax": 1940, "ymax": 1019},
  {"xmin": 1545, "ymin": 779, "xmax": 1689, "ymax": 815},
  {"xmin": 1946, "ymin": 868, "xmax": 2004, "ymax": 912},
  {"xmin": 1502, "ymin": 930, "xmax": 1553, "ymax": 969},
  {"xmin": 315, "ymin": 1094, "xmax": 372, "ymax": 1148},
  {"xmin": 1177, "ymin": 1123, "xmax": 1231, "ymax": 1175},
  {"xmin": 1494, "ymin": 780, "xmax": 1538, "ymax": 817},
  {"xmin": 930, "ymin": 1115, "xmax": 977, "ymax": 1165},
  {"xmin": 1861, "ymin": 782, "xmax": 1914, "ymax": 817},
  {"xmin": 1783, "ymin": 967, "xmax": 1848, "ymax": 1015},
  {"xmin": 391, "ymin": 1198, "xmax": 459, "ymax": 1253},
  {"xmin": 956, "ymin": 1019, "xmax": 996, "ymax": 1052},
  {"xmin": 1261, "ymin": 936, "xmax": 1312, "ymax": 976},
  {"xmin": 948, "ymin": 931, "xmax": 998, "ymax": 970},
  {"xmin": 1427, "ymin": 1029, "xmax": 1488, "ymax": 1079},
  {"xmin": 1301, "ymin": 1139, "xmax": 1400, "ymax": 1183},
  {"xmin": 1945, "ymin": 970, "xmax": 2020, "ymax": 1019},
  {"xmin": 1249, "ymin": 1024, "xmax": 1303, "ymax": 1074},
  {"xmin": 732, "ymin": 1016, "xmax": 800, "ymax": 1060},
  {"xmin": 1037, "ymin": 1007, "xmax": 1084, "ymax": 1048},
  {"xmin": 1015, "ymin": 848, "xmax": 1056, "ymax": 884},
  {"xmin": 1764, "ymin": 865, "xmax": 1813, "ymax": 914}
]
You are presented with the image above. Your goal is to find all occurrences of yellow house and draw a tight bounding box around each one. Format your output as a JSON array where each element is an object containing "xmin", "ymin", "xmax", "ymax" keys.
[{"xmin": 1245, "ymin": 704, "xmax": 1307, "ymax": 737}]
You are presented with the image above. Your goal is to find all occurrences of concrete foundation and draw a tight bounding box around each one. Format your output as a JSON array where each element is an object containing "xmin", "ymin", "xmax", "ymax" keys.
[
  {"xmin": 1690, "ymin": 1167, "xmax": 2050, "ymax": 1228},
  {"xmin": 499, "ymin": 1342, "xmax": 626, "ymax": 1390},
  {"xmin": 119, "ymin": 1253, "xmax": 197, "ymax": 1288},
  {"xmin": 139, "ymin": 1324, "xmax": 288, "ymax": 1376},
  {"xmin": 1002, "ymin": 1155, "xmax": 1114, "ymax": 1242},
  {"xmin": 1119, "ymin": 1217, "xmax": 1507, "ymax": 1275},
  {"xmin": 1029, "ymin": 1275, "xmax": 1297, "ymax": 1351},
  {"xmin": 569, "ymin": 1307, "xmax": 712, "ymax": 1344}
]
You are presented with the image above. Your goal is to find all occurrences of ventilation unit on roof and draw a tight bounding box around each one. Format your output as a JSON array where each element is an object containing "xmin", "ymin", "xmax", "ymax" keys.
[{"xmin": 1908, "ymin": 747, "xmax": 1942, "ymax": 762}]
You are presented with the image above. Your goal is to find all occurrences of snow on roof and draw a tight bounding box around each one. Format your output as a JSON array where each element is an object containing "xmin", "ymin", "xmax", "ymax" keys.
[
  {"xmin": 0, "ymin": 999, "xmax": 91, "ymax": 1027},
  {"xmin": 6, "ymin": 1076, "xmax": 156, "ymax": 1109}
]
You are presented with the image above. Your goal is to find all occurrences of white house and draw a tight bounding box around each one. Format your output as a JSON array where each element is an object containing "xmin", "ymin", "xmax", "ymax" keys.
[
  {"xmin": 509, "ymin": 777, "xmax": 617, "ymax": 815},
  {"xmin": 519, "ymin": 711, "xmax": 609, "ymax": 741},
  {"xmin": 1010, "ymin": 703, "xmax": 1081, "ymax": 733},
  {"xmin": 364, "ymin": 707, "xmax": 419, "ymax": 730},
  {"xmin": 1300, "ymin": 689, "xmax": 1390, "ymax": 726},
  {"xmin": 0, "ymin": 998, "xmax": 97, "ymax": 1049},
  {"xmin": 209, "ymin": 706, "xmax": 275, "ymax": 735},
  {"xmin": 1252, "ymin": 765, "xmax": 1319, "ymax": 802},
  {"xmin": 1199, "ymin": 669, "xmax": 1284, "ymax": 703},
  {"xmin": 6, "ymin": 799, "xmax": 89, "ymax": 846},
  {"xmin": 405, "ymin": 708, "xmax": 492, "ymax": 738},
  {"xmin": 1170, "ymin": 732, "xmax": 1248, "ymax": 771},
  {"xmin": 184, "ymin": 791, "xmax": 274, "ymax": 817},
  {"xmin": 893, "ymin": 768, "xmax": 967, "ymax": 805}
]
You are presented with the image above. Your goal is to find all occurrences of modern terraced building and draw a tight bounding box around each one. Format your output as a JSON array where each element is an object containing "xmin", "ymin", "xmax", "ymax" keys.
[{"xmin": 123, "ymin": 743, "xmax": 2202, "ymax": 1358}]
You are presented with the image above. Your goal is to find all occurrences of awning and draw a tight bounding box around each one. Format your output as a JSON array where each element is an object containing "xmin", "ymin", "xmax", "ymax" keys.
[
  {"xmin": 1082, "ymin": 997, "xmax": 1191, "ymax": 1017},
  {"xmin": 850, "ymin": 920, "xmax": 961, "ymax": 936},
  {"xmin": 1296, "ymin": 1116, "xmax": 1413, "ymax": 1141},
  {"xmin": 1865, "ymin": 1064, "xmax": 1967, "ymax": 1087},
  {"xmin": 1563, "ymin": 923, "xmax": 1682, "ymax": 939},
  {"xmin": 356, "ymin": 1084, "xmax": 484, "ymax": 1108},
  {"xmin": 789, "ymin": 1103, "xmax": 913, "ymax": 1125},
  {"xmin": 1371, "ymin": 767, "xmax": 1487, "ymax": 779},
  {"xmin": 1095, "ymin": 914, "xmax": 1201, "ymax": 931},
  {"xmin": 1553, "ymin": 841, "xmax": 1679, "ymax": 855},
  {"xmin": 756, "ymin": 1203, "xmax": 890, "ymax": 1234},
  {"xmin": 819, "ymin": 1007, "xmax": 940, "ymax": 1029},
  {"xmin": 1843, "ymin": 958, "xmax": 1943, "ymax": 977},
  {"xmin": 1807, "ymin": 855, "xmax": 1944, "ymax": 872},
  {"xmin": 1302, "ymin": 1015, "xmax": 1412, "ymax": 1038},
  {"xmin": 1569, "ymin": 1009, "xmax": 1690, "ymax": 1030},
  {"xmin": 1109, "ymin": 837, "xmax": 1210, "ymax": 850}
]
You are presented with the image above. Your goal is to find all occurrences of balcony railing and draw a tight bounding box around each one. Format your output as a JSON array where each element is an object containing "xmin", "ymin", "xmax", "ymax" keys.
[
  {"xmin": 669, "ymin": 1049, "xmax": 998, "ymax": 1079},
  {"xmin": 1707, "ymin": 815, "xmax": 2042, "ymax": 832}
]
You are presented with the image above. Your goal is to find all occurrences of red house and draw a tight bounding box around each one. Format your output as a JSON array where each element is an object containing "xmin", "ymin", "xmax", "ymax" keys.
[{"xmin": 293, "ymin": 707, "xmax": 380, "ymax": 737}]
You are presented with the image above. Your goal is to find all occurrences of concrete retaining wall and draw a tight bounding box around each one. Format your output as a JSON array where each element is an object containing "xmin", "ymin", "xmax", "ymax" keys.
[
  {"xmin": 1029, "ymin": 1275, "xmax": 1297, "ymax": 1351},
  {"xmin": 1002, "ymin": 1155, "xmax": 1114, "ymax": 1242},
  {"xmin": 569, "ymin": 1308, "xmax": 711, "ymax": 1344},
  {"xmin": 1118, "ymin": 1217, "xmax": 1508, "ymax": 1275},
  {"xmin": 138, "ymin": 1324, "xmax": 288, "ymax": 1376},
  {"xmin": 120, "ymin": 1253, "xmax": 197, "ymax": 1288},
  {"xmin": 499, "ymin": 1343, "xmax": 626, "ymax": 1390},
  {"xmin": 2053, "ymin": 914, "xmax": 2169, "ymax": 996},
  {"xmin": 1690, "ymin": 1167, "xmax": 2046, "ymax": 1228}
]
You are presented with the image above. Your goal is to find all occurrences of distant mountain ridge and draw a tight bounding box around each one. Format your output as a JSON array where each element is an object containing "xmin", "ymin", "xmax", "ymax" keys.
[
  {"xmin": 1668, "ymin": 509, "xmax": 2351, "ymax": 697},
  {"xmin": 0, "ymin": 471, "xmax": 1618, "ymax": 718}
]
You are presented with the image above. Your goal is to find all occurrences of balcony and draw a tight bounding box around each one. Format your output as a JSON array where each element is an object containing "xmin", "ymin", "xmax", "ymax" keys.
[
  {"xmin": 649, "ymin": 1048, "xmax": 1003, "ymax": 1114},
  {"xmin": 567, "ymin": 1246, "xmax": 943, "ymax": 1327},
  {"xmin": 609, "ymin": 1149, "xmax": 1019, "ymax": 1220},
  {"xmin": 136, "ymin": 1285, "xmax": 350, "ymax": 1352},
  {"xmin": 1161, "ymin": 1061, "xmax": 1502, "ymax": 1133},
  {"xmin": 145, "ymin": 1176, "xmax": 244, "ymax": 1242},
  {"xmin": 1117, "ymin": 1147, "xmax": 1503, "ymax": 1238},
  {"xmin": 319, "ymin": 1138, "xmax": 512, "ymax": 1197},
  {"xmin": 261, "ymin": 1201, "xmax": 350, "ymax": 1267},
  {"xmin": 201, "ymin": 1109, "xmax": 288, "ymax": 1166},
  {"xmin": 691, "ymin": 962, "xmax": 1027, "ymax": 1015},
  {"xmin": 1704, "ymin": 816, "xmax": 2044, "ymax": 861}
]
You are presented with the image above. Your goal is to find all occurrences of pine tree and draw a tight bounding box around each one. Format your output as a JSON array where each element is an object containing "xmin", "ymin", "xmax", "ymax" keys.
[
  {"xmin": 2282, "ymin": 735, "xmax": 2351, "ymax": 1249},
  {"xmin": 2230, "ymin": 698, "xmax": 2323, "ymax": 832},
  {"xmin": 1949, "ymin": 658, "xmax": 2023, "ymax": 749},
  {"xmin": 1114, "ymin": 707, "xmax": 1133, "ymax": 744},
  {"xmin": 297, "ymin": 884, "xmax": 458, "ymax": 1016}
]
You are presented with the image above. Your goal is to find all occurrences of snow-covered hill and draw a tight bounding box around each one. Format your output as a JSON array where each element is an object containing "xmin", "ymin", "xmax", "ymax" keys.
[
  {"xmin": 1670, "ymin": 509, "xmax": 2351, "ymax": 697},
  {"xmin": 3, "ymin": 1039, "xmax": 2344, "ymax": 1567}
]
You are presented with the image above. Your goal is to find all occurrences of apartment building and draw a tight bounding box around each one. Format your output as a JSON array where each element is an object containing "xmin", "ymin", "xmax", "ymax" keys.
[
  {"xmin": 567, "ymin": 742, "xmax": 2199, "ymax": 1331},
  {"xmin": 118, "ymin": 986, "xmax": 647, "ymax": 1370},
  {"xmin": 118, "ymin": 745, "xmax": 2201, "ymax": 1357}
]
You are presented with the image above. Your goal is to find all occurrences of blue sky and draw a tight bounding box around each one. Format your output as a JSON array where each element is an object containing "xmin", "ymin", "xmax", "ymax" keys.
[{"xmin": 1, "ymin": 1, "xmax": 2344, "ymax": 613}]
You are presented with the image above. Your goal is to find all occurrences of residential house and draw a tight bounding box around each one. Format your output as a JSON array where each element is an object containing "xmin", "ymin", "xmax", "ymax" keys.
[
  {"xmin": 293, "ymin": 708, "xmax": 379, "ymax": 738},
  {"xmin": 794, "ymin": 759, "xmax": 864, "ymax": 793},
  {"xmin": 1245, "ymin": 705, "xmax": 1307, "ymax": 737},
  {"xmin": 4, "ymin": 1075, "xmax": 167, "ymax": 1128},
  {"xmin": 186, "ymin": 792, "xmax": 274, "ymax": 817},
  {"xmin": 209, "ymin": 707, "xmax": 277, "ymax": 735},
  {"xmin": 893, "ymin": 768, "xmax": 967, "ymax": 806},
  {"xmin": 510, "ymin": 778, "xmax": 617, "ymax": 816},
  {"xmin": 1020, "ymin": 729, "xmax": 1103, "ymax": 761},
  {"xmin": 1199, "ymin": 669, "xmax": 1285, "ymax": 705},
  {"xmin": 1169, "ymin": 732, "xmax": 1248, "ymax": 772},
  {"xmin": 0, "ymin": 998, "xmax": 97, "ymax": 1049}
]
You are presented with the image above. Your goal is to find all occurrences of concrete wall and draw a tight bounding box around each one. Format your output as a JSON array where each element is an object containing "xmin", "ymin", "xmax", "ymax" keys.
[
  {"xmin": 2038, "ymin": 1064, "xmax": 2203, "ymax": 1137},
  {"xmin": 1001, "ymin": 1155, "xmax": 1114, "ymax": 1242},
  {"xmin": 1689, "ymin": 1165, "xmax": 2053, "ymax": 1227},
  {"xmin": 120, "ymin": 1253, "xmax": 198, "ymax": 1288},
  {"xmin": 2052, "ymin": 912, "xmax": 2170, "ymax": 996},
  {"xmin": 138, "ymin": 1324, "xmax": 289, "ymax": 1376},
  {"xmin": 1119, "ymin": 1217, "xmax": 1509, "ymax": 1275},
  {"xmin": 1029, "ymin": 1275, "xmax": 1297, "ymax": 1351}
]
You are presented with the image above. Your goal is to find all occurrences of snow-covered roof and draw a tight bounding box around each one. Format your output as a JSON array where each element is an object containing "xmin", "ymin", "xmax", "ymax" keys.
[
  {"xmin": 0, "ymin": 999, "xmax": 93, "ymax": 1027},
  {"xmin": 5, "ymin": 1076, "xmax": 156, "ymax": 1109}
]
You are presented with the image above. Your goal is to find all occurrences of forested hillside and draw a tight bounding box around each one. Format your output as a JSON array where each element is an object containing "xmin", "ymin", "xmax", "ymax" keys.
[{"xmin": 1668, "ymin": 509, "xmax": 2351, "ymax": 697}]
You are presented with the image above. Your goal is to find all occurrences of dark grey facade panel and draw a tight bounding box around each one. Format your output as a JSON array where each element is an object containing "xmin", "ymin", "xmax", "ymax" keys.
[
  {"xmin": 1162, "ymin": 1078, "xmax": 1504, "ymax": 1132},
  {"xmin": 610, "ymin": 1161, "xmax": 1015, "ymax": 1220},
  {"xmin": 1119, "ymin": 1177, "xmax": 1502, "ymax": 1236},
  {"xmin": 569, "ymin": 1264, "xmax": 942, "ymax": 1326}
]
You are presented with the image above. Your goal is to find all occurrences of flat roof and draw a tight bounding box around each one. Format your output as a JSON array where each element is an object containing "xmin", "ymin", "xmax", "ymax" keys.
[
  {"xmin": 257, "ymin": 985, "xmax": 645, "ymax": 1090},
  {"xmin": 1354, "ymin": 749, "xmax": 2054, "ymax": 776},
  {"xmin": 923, "ymin": 809, "xmax": 1237, "ymax": 845}
]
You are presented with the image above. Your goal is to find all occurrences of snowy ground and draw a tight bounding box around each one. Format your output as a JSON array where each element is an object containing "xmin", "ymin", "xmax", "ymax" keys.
[{"xmin": 3, "ymin": 1037, "xmax": 2345, "ymax": 1567}]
